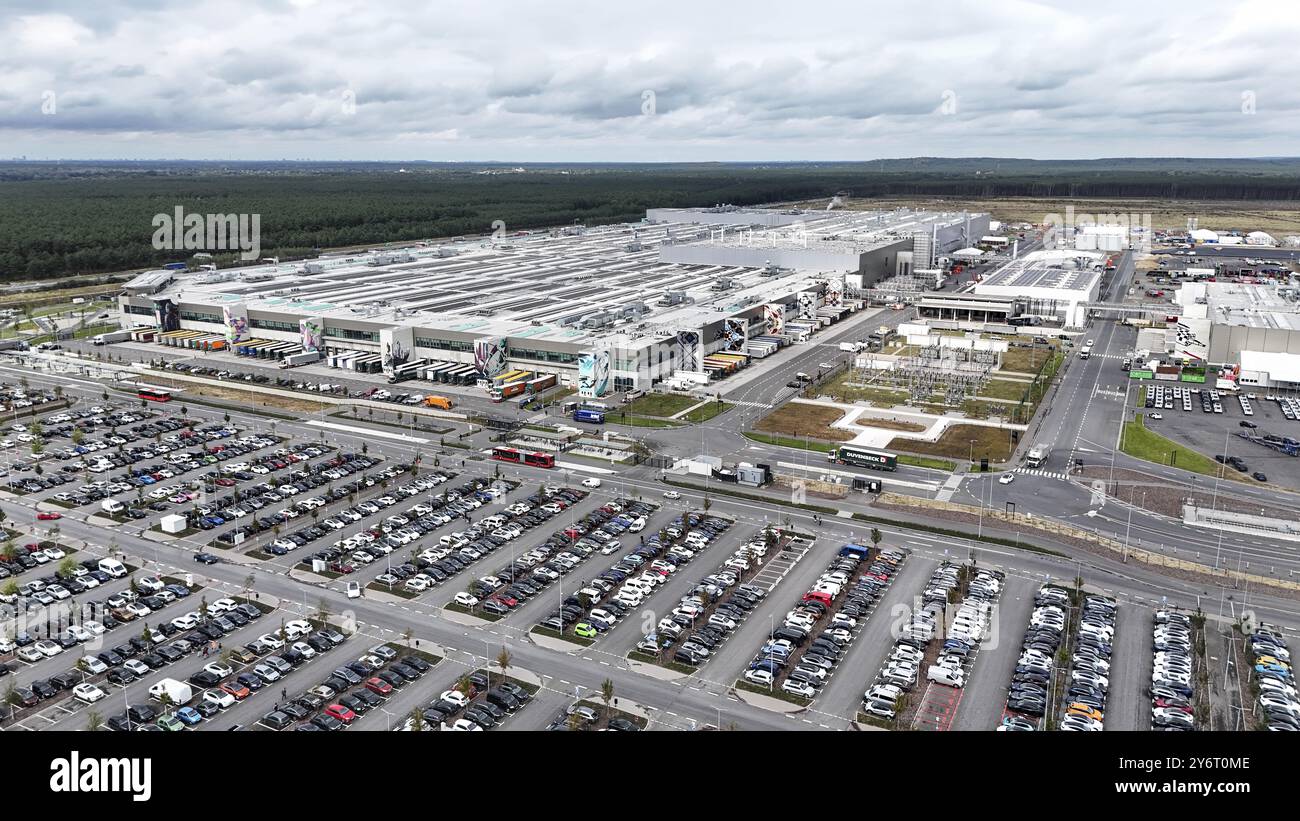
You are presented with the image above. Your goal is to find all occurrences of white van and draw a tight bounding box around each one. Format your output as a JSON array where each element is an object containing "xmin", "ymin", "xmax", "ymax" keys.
[
  {"xmin": 927, "ymin": 665, "xmax": 966, "ymax": 687},
  {"xmin": 100, "ymin": 499, "xmax": 125, "ymax": 514},
  {"xmin": 148, "ymin": 678, "xmax": 194, "ymax": 705},
  {"xmin": 98, "ymin": 558, "xmax": 127, "ymax": 578}
]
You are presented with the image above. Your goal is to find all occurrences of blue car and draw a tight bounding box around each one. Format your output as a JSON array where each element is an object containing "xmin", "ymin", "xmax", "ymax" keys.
[{"xmin": 175, "ymin": 706, "xmax": 202, "ymax": 726}]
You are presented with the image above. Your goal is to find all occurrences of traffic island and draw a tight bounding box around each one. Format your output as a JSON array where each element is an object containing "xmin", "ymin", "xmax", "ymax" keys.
[
  {"xmin": 732, "ymin": 682, "xmax": 809, "ymax": 713},
  {"xmin": 528, "ymin": 625, "xmax": 589, "ymax": 649},
  {"xmin": 443, "ymin": 603, "xmax": 499, "ymax": 627}
]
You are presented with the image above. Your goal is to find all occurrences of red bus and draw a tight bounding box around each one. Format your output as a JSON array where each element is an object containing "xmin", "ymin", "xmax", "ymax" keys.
[
  {"xmin": 491, "ymin": 447, "xmax": 555, "ymax": 468},
  {"xmin": 137, "ymin": 385, "xmax": 173, "ymax": 402}
]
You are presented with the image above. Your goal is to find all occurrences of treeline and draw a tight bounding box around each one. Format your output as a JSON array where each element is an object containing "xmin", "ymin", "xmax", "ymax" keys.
[{"xmin": 2, "ymin": 159, "xmax": 1300, "ymax": 282}]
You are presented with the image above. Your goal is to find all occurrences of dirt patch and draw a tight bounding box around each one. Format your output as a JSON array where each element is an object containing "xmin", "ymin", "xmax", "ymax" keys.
[
  {"xmin": 755, "ymin": 403, "xmax": 853, "ymax": 441},
  {"xmin": 1074, "ymin": 466, "xmax": 1296, "ymax": 519},
  {"xmin": 888, "ymin": 423, "xmax": 1015, "ymax": 463},
  {"xmin": 136, "ymin": 377, "xmax": 329, "ymax": 414}
]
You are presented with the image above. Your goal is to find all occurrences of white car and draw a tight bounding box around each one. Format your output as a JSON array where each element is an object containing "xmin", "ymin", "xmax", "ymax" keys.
[
  {"xmin": 1148, "ymin": 412, "xmax": 1163, "ymax": 420},
  {"xmin": 78, "ymin": 656, "xmax": 108, "ymax": 675},
  {"xmin": 449, "ymin": 718, "xmax": 483, "ymax": 731},
  {"xmin": 291, "ymin": 641, "xmax": 317, "ymax": 659},
  {"xmin": 453, "ymin": 592, "xmax": 479, "ymax": 608},
  {"xmin": 34, "ymin": 640, "xmax": 63, "ymax": 658},
  {"xmin": 204, "ymin": 662, "xmax": 234, "ymax": 678},
  {"xmin": 998, "ymin": 473, "xmax": 1015, "ymax": 485},
  {"xmin": 581, "ymin": 477, "xmax": 602, "ymax": 488},
  {"xmin": 439, "ymin": 690, "xmax": 469, "ymax": 708},
  {"xmin": 203, "ymin": 689, "xmax": 235, "ymax": 709},
  {"xmin": 16, "ymin": 646, "xmax": 43, "ymax": 663},
  {"xmin": 662, "ymin": 490, "xmax": 681, "ymax": 500},
  {"xmin": 73, "ymin": 683, "xmax": 106, "ymax": 704}
]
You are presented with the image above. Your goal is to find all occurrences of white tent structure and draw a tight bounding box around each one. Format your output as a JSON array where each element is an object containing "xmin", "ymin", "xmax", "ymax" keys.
[
  {"xmin": 1189, "ymin": 228, "xmax": 1219, "ymax": 243},
  {"xmin": 950, "ymin": 247, "xmax": 985, "ymax": 259},
  {"xmin": 1246, "ymin": 231, "xmax": 1276, "ymax": 246}
]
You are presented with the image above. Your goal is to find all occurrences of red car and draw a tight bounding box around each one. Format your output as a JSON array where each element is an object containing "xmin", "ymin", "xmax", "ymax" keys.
[
  {"xmin": 221, "ymin": 682, "xmax": 251, "ymax": 700},
  {"xmin": 324, "ymin": 703, "xmax": 356, "ymax": 724},
  {"xmin": 364, "ymin": 677, "xmax": 393, "ymax": 696},
  {"xmin": 329, "ymin": 562, "xmax": 355, "ymax": 575},
  {"xmin": 36, "ymin": 512, "xmax": 61, "ymax": 521}
]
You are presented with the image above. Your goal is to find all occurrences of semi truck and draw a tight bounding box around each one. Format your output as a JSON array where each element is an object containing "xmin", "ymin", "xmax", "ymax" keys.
[
  {"xmin": 279, "ymin": 351, "xmax": 323, "ymax": 368},
  {"xmin": 92, "ymin": 330, "xmax": 133, "ymax": 345},
  {"xmin": 1026, "ymin": 444, "xmax": 1051, "ymax": 469}
]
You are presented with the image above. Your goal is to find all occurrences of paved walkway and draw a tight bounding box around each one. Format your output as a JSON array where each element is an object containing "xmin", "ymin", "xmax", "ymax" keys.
[{"xmin": 788, "ymin": 396, "xmax": 1027, "ymax": 448}]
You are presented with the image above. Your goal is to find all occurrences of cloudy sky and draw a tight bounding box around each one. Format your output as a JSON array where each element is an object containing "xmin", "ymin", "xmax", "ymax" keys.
[{"xmin": 0, "ymin": 0, "xmax": 1294, "ymax": 161}]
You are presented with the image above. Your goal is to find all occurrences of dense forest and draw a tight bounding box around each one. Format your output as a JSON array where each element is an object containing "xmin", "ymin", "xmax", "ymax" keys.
[{"xmin": 3, "ymin": 158, "xmax": 1300, "ymax": 282}]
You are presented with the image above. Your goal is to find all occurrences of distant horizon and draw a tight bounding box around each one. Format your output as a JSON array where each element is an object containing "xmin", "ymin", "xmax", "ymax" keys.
[{"xmin": 4, "ymin": 156, "xmax": 1300, "ymax": 165}]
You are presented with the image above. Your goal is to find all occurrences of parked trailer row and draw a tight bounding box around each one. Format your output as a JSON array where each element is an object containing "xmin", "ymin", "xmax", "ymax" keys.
[{"xmin": 157, "ymin": 330, "xmax": 227, "ymax": 352}]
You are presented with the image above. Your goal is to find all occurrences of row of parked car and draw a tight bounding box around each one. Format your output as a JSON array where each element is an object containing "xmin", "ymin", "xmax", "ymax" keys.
[
  {"xmin": 199, "ymin": 450, "xmax": 382, "ymax": 536},
  {"xmin": 1246, "ymin": 620, "xmax": 1296, "ymax": 731},
  {"xmin": 748, "ymin": 544, "xmax": 899, "ymax": 700},
  {"xmin": 434, "ymin": 487, "xmax": 595, "ymax": 607},
  {"xmin": 637, "ymin": 522, "xmax": 766, "ymax": 666},
  {"xmin": 1059, "ymin": 594, "xmax": 1118, "ymax": 732},
  {"xmin": 328, "ymin": 476, "xmax": 512, "ymax": 581},
  {"xmin": 422, "ymin": 671, "xmax": 534, "ymax": 731},
  {"xmin": 860, "ymin": 558, "xmax": 948, "ymax": 721},
  {"xmin": 925, "ymin": 569, "xmax": 1004, "ymax": 690},
  {"xmin": 53, "ymin": 436, "xmax": 316, "ymax": 516},
  {"xmin": 0, "ymin": 581, "xmax": 244, "ymax": 725},
  {"xmin": 215, "ymin": 460, "xmax": 413, "ymax": 550},
  {"xmin": 109, "ymin": 617, "xmax": 352, "ymax": 731},
  {"xmin": 3, "ymin": 403, "xmax": 151, "ymax": 458},
  {"xmin": 263, "ymin": 642, "xmax": 438, "ymax": 731},
  {"xmin": 1000, "ymin": 584, "xmax": 1071, "ymax": 729},
  {"xmin": 466, "ymin": 492, "xmax": 650, "ymax": 618},
  {"xmin": 1149, "ymin": 609, "xmax": 1196, "ymax": 731}
]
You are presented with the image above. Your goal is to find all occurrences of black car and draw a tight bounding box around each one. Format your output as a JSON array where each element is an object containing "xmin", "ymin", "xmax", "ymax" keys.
[
  {"xmin": 127, "ymin": 703, "xmax": 158, "ymax": 723},
  {"xmin": 262, "ymin": 710, "xmax": 293, "ymax": 730},
  {"xmin": 194, "ymin": 552, "xmax": 220, "ymax": 565},
  {"xmin": 311, "ymin": 713, "xmax": 344, "ymax": 731},
  {"xmin": 106, "ymin": 714, "xmax": 135, "ymax": 732}
]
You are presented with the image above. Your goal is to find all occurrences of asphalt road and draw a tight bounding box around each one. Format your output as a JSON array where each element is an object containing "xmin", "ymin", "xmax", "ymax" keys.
[{"xmin": 5, "ymin": 338, "xmax": 1300, "ymax": 732}]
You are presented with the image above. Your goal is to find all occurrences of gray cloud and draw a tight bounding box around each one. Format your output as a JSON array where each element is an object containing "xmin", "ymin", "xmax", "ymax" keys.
[{"xmin": 0, "ymin": 0, "xmax": 1294, "ymax": 160}]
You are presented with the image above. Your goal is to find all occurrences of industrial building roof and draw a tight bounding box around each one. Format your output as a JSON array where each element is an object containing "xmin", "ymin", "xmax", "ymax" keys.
[
  {"xmin": 1201, "ymin": 283, "xmax": 1300, "ymax": 331},
  {"xmin": 658, "ymin": 208, "xmax": 981, "ymax": 256},
  {"xmin": 977, "ymin": 253, "xmax": 1103, "ymax": 294},
  {"xmin": 136, "ymin": 218, "xmax": 823, "ymax": 348},
  {"xmin": 1240, "ymin": 350, "xmax": 1300, "ymax": 382}
]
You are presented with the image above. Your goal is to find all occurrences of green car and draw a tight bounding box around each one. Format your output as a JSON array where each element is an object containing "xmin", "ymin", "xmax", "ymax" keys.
[
  {"xmin": 574, "ymin": 622, "xmax": 597, "ymax": 639},
  {"xmin": 156, "ymin": 714, "xmax": 185, "ymax": 732}
]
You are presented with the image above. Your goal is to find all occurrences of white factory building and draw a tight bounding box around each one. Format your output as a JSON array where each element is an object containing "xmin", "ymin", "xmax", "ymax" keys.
[
  {"xmin": 970, "ymin": 251, "xmax": 1104, "ymax": 328},
  {"xmin": 1170, "ymin": 281, "xmax": 1300, "ymax": 386},
  {"xmin": 117, "ymin": 206, "xmax": 986, "ymax": 397}
]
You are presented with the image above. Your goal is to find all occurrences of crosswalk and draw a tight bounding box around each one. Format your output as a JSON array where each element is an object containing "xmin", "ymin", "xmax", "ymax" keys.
[
  {"xmin": 1015, "ymin": 467, "xmax": 1069, "ymax": 480},
  {"xmin": 728, "ymin": 400, "xmax": 773, "ymax": 409}
]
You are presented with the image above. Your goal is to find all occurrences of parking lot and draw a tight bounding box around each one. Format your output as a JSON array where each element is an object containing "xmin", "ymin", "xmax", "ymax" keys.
[{"xmin": 1139, "ymin": 382, "xmax": 1300, "ymax": 489}]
